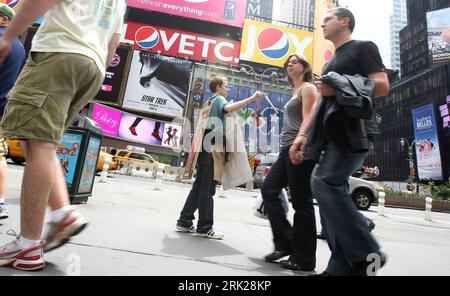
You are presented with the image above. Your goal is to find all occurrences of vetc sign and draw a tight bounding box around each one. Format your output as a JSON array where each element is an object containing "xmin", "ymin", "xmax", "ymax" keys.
[
  {"xmin": 240, "ymin": 19, "xmax": 313, "ymax": 68},
  {"xmin": 123, "ymin": 21, "xmax": 241, "ymax": 65}
]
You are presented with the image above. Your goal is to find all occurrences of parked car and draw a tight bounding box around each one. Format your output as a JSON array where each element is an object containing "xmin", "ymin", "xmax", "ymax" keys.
[
  {"xmin": 5, "ymin": 139, "xmax": 118, "ymax": 172},
  {"xmin": 252, "ymin": 155, "xmax": 378, "ymax": 210},
  {"xmin": 349, "ymin": 177, "xmax": 379, "ymax": 211}
]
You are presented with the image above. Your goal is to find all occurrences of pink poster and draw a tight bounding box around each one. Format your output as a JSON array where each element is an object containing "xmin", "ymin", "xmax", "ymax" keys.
[
  {"xmin": 118, "ymin": 114, "xmax": 165, "ymax": 146},
  {"xmin": 91, "ymin": 104, "xmax": 122, "ymax": 137},
  {"xmin": 127, "ymin": 0, "xmax": 247, "ymax": 28}
]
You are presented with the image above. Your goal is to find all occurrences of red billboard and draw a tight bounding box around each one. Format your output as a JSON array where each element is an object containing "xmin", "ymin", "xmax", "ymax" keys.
[
  {"xmin": 123, "ymin": 21, "xmax": 241, "ymax": 65},
  {"xmin": 127, "ymin": 0, "xmax": 247, "ymax": 28}
]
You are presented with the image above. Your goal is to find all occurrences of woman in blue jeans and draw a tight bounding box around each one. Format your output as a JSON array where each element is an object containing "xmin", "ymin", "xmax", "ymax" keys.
[{"xmin": 261, "ymin": 54, "xmax": 319, "ymax": 272}]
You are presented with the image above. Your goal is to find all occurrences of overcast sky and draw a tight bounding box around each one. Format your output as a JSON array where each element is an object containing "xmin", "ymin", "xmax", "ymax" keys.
[{"xmin": 339, "ymin": 0, "xmax": 394, "ymax": 68}]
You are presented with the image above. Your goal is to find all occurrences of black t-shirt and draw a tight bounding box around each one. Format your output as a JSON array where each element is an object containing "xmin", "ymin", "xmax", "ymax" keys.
[
  {"xmin": 322, "ymin": 40, "xmax": 385, "ymax": 77},
  {"xmin": 321, "ymin": 40, "xmax": 385, "ymax": 145}
]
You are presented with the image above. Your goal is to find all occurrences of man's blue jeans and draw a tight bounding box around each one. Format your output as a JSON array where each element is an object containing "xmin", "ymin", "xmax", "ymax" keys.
[{"xmin": 311, "ymin": 141, "xmax": 380, "ymax": 275}]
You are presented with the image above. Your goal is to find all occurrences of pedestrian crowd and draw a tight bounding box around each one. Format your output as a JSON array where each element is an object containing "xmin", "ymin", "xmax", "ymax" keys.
[{"xmin": 0, "ymin": 2, "xmax": 389, "ymax": 276}]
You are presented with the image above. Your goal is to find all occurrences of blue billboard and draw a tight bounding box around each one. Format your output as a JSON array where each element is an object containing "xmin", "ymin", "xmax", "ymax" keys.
[{"xmin": 411, "ymin": 103, "xmax": 443, "ymax": 181}]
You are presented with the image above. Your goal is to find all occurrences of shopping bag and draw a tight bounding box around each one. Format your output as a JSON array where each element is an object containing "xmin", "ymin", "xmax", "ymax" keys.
[
  {"xmin": 252, "ymin": 189, "xmax": 289, "ymax": 220},
  {"xmin": 221, "ymin": 112, "xmax": 253, "ymax": 190},
  {"xmin": 183, "ymin": 97, "xmax": 217, "ymax": 179}
]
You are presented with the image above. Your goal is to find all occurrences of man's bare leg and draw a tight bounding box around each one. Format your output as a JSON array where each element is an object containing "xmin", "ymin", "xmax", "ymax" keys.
[
  {"xmin": 20, "ymin": 140, "xmax": 58, "ymax": 240},
  {"xmin": 44, "ymin": 144, "xmax": 88, "ymax": 253},
  {"xmin": 48, "ymin": 157, "xmax": 70, "ymax": 211}
]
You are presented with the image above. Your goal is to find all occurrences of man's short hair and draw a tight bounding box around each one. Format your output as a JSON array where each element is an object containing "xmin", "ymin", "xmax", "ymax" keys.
[
  {"xmin": 209, "ymin": 76, "xmax": 226, "ymax": 93},
  {"xmin": 330, "ymin": 7, "xmax": 355, "ymax": 33}
]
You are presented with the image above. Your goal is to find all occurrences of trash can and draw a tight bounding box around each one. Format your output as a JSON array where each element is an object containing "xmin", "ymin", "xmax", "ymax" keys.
[{"xmin": 56, "ymin": 116, "xmax": 103, "ymax": 204}]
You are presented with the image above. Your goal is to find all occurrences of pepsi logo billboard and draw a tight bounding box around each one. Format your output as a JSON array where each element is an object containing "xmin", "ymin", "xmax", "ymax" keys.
[
  {"xmin": 135, "ymin": 26, "xmax": 160, "ymax": 49},
  {"xmin": 258, "ymin": 28, "xmax": 290, "ymax": 60},
  {"xmin": 5, "ymin": 0, "xmax": 19, "ymax": 8},
  {"xmin": 126, "ymin": 0, "xmax": 247, "ymax": 28},
  {"xmin": 240, "ymin": 19, "xmax": 314, "ymax": 67},
  {"xmin": 123, "ymin": 21, "xmax": 241, "ymax": 65}
]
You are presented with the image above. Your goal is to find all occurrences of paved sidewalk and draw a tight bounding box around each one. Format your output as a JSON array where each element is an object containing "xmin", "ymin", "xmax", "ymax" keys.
[{"xmin": 1, "ymin": 164, "xmax": 450, "ymax": 276}]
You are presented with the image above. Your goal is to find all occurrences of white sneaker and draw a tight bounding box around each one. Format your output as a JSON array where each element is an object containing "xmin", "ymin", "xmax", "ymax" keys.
[
  {"xmin": 176, "ymin": 224, "xmax": 195, "ymax": 233},
  {"xmin": 0, "ymin": 203, "xmax": 8, "ymax": 220},
  {"xmin": 43, "ymin": 210, "xmax": 88, "ymax": 252},
  {"xmin": 196, "ymin": 229, "xmax": 224, "ymax": 240},
  {"xmin": 0, "ymin": 230, "xmax": 45, "ymax": 271}
]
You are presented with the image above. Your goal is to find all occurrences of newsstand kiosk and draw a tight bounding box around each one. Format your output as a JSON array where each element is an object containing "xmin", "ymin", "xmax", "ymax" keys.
[{"xmin": 56, "ymin": 116, "xmax": 103, "ymax": 204}]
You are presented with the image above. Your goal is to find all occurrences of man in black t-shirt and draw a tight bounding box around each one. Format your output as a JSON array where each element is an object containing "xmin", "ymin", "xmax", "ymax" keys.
[{"xmin": 292, "ymin": 8, "xmax": 390, "ymax": 276}]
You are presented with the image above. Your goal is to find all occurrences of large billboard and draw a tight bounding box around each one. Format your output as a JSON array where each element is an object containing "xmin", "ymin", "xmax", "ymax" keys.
[
  {"xmin": 313, "ymin": 0, "xmax": 336, "ymax": 75},
  {"xmin": 240, "ymin": 19, "xmax": 314, "ymax": 68},
  {"xmin": 89, "ymin": 103, "xmax": 183, "ymax": 149},
  {"xmin": 95, "ymin": 45, "xmax": 132, "ymax": 105},
  {"xmin": 123, "ymin": 21, "xmax": 241, "ymax": 65},
  {"xmin": 127, "ymin": 0, "xmax": 247, "ymax": 28},
  {"xmin": 411, "ymin": 103, "xmax": 443, "ymax": 181},
  {"xmin": 118, "ymin": 113, "xmax": 165, "ymax": 146},
  {"xmin": 91, "ymin": 104, "xmax": 123, "ymax": 137},
  {"xmin": 426, "ymin": 7, "xmax": 450, "ymax": 63},
  {"xmin": 123, "ymin": 50, "xmax": 192, "ymax": 118}
]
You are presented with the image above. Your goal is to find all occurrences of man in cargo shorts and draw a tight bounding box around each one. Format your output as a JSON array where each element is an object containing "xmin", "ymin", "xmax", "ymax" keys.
[{"xmin": 0, "ymin": 0, "xmax": 126, "ymax": 271}]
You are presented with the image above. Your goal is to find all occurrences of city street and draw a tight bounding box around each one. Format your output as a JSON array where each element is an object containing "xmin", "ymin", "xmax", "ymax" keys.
[{"xmin": 1, "ymin": 163, "xmax": 450, "ymax": 276}]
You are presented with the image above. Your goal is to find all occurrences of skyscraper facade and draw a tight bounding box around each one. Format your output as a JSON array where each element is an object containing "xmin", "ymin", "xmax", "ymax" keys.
[
  {"xmin": 367, "ymin": 0, "xmax": 450, "ymax": 182},
  {"xmin": 390, "ymin": 0, "xmax": 407, "ymax": 75},
  {"xmin": 246, "ymin": 0, "xmax": 274, "ymax": 20},
  {"xmin": 275, "ymin": 0, "xmax": 313, "ymax": 28}
]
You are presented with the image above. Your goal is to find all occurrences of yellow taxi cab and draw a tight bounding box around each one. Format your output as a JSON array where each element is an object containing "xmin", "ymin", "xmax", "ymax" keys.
[
  {"xmin": 5, "ymin": 139, "xmax": 118, "ymax": 171},
  {"xmin": 5, "ymin": 139, "xmax": 25, "ymax": 164},
  {"xmin": 113, "ymin": 149, "xmax": 158, "ymax": 165},
  {"xmin": 97, "ymin": 151, "xmax": 118, "ymax": 172}
]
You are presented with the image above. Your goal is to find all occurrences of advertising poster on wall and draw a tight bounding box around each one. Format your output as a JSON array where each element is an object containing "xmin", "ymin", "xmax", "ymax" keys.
[
  {"xmin": 123, "ymin": 50, "xmax": 191, "ymax": 117},
  {"xmin": 79, "ymin": 137, "xmax": 101, "ymax": 194},
  {"xmin": 118, "ymin": 113, "xmax": 165, "ymax": 146},
  {"xmin": 411, "ymin": 103, "xmax": 443, "ymax": 181},
  {"xmin": 95, "ymin": 45, "xmax": 131, "ymax": 105},
  {"xmin": 91, "ymin": 104, "xmax": 122, "ymax": 137},
  {"xmin": 161, "ymin": 124, "xmax": 183, "ymax": 150},
  {"xmin": 123, "ymin": 21, "xmax": 241, "ymax": 65},
  {"xmin": 126, "ymin": 0, "xmax": 247, "ymax": 28},
  {"xmin": 56, "ymin": 132, "xmax": 83, "ymax": 187},
  {"xmin": 426, "ymin": 7, "xmax": 450, "ymax": 63},
  {"xmin": 240, "ymin": 19, "xmax": 314, "ymax": 68}
]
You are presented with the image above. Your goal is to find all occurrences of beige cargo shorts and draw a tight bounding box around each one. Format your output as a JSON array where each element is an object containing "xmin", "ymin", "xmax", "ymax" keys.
[{"xmin": 0, "ymin": 52, "xmax": 104, "ymax": 144}]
